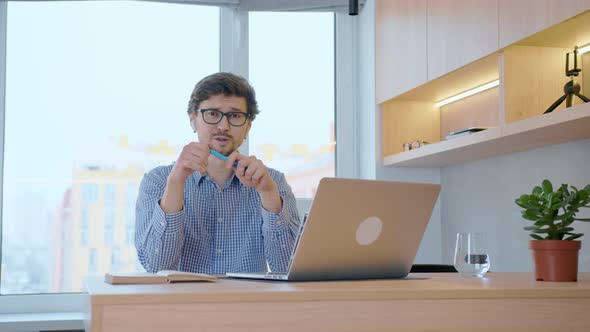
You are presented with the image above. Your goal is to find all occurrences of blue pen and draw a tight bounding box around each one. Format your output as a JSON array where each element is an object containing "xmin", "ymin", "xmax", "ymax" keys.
[{"xmin": 210, "ymin": 149, "xmax": 238, "ymax": 167}]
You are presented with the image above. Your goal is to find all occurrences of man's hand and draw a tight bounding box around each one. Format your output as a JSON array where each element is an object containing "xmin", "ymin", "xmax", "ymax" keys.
[
  {"xmin": 225, "ymin": 151, "xmax": 276, "ymax": 192},
  {"xmin": 226, "ymin": 151, "xmax": 283, "ymax": 213},
  {"xmin": 169, "ymin": 142, "xmax": 210, "ymax": 185},
  {"xmin": 161, "ymin": 142, "xmax": 210, "ymax": 214}
]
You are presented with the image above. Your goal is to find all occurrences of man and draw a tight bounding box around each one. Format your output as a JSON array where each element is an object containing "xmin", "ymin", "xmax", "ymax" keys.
[{"xmin": 135, "ymin": 72, "xmax": 300, "ymax": 275}]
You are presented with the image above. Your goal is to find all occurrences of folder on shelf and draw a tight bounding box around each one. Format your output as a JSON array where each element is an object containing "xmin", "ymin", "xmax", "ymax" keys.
[{"xmin": 445, "ymin": 127, "xmax": 490, "ymax": 140}]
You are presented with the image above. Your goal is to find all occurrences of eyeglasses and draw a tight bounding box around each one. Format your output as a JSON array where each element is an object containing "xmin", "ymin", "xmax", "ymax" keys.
[
  {"xmin": 198, "ymin": 109, "xmax": 250, "ymax": 127},
  {"xmin": 402, "ymin": 140, "xmax": 430, "ymax": 151}
]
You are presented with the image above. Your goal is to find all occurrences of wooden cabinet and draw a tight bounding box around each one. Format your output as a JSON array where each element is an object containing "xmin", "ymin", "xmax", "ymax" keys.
[
  {"xmin": 379, "ymin": 7, "xmax": 590, "ymax": 168},
  {"xmin": 427, "ymin": 0, "xmax": 498, "ymax": 80},
  {"xmin": 499, "ymin": 0, "xmax": 590, "ymax": 48},
  {"xmin": 375, "ymin": 0, "xmax": 427, "ymax": 104}
]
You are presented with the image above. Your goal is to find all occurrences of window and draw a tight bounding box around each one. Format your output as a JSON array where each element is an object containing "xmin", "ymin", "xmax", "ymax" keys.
[
  {"xmin": 88, "ymin": 249, "xmax": 97, "ymax": 274},
  {"xmin": 82, "ymin": 184, "xmax": 99, "ymax": 204},
  {"xmin": 80, "ymin": 207, "xmax": 89, "ymax": 246},
  {"xmin": 110, "ymin": 247, "xmax": 121, "ymax": 272},
  {"xmin": 2, "ymin": 1, "xmax": 219, "ymax": 294},
  {"xmin": 104, "ymin": 184, "xmax": 116, "ymax": 206},
  {"xmin": 248, "ymin": 12, "xmax": 335, "ymax": 199},
  {"xmin": 104, "ymin": 206, "xmax": 115, "ymax": 246},
  {"xmin": 1, "ymin": 2, "xmax": 350, "ymax": 303},
  {"xmin": 125, "ymin": 184, "xmax": 138, "ymax": 246}
]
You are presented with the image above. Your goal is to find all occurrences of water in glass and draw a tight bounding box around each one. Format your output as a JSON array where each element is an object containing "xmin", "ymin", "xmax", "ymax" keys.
[{"xmin": 454, "ymin": 233, "xmax": 490, "ymax": 277}]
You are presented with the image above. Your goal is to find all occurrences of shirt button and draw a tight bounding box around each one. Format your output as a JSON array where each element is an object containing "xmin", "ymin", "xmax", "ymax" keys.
[
  {"xmin": 216, "ymin": 189, "xmax": 222, "ymax": 193},
  {"xmin": 160, "ymin": 221, "xmax": 165, "ymax": 227},
  {"xmin": 275, "ymin": 220, "xmax": 282, "ymax": 225},
  {"xmin": 217, "ymin": 217, "xmax": 223, "ymax": 222},
  {"xmin": 216, "ymin": 249, "xmax": 222, "ymax": 254},
  {"xmin": 155, "ymin": 249, "xmax": 159, "ymax": 254}
]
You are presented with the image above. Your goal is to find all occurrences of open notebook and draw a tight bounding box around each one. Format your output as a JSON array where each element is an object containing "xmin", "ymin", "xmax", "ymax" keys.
[{"xmin": 105, "ymin": 270, "xmax": 217, "ymax": 284}]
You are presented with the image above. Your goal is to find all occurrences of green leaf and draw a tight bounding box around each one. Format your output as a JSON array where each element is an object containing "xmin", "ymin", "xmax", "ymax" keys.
[
  {"xmin": 534, "ymin": 219, "xmax": 549, "ymax": 226},
  {"xmin": 542, "ymin": 179, "xmax": 553, "ymax": 194},
  {"xmin": 551, "ymin": 201, "xmax": 568, "ymax": 211},
  {"xmin": 560, "ymin": 184, "xmax": 570, "ymax": 196},
  {"xmin": 530, "ymin": 234, "xmax": 545, "ymax": 240},
  {"xmin": 547, "ymin": 192, "xmax": 554, "ymax": 205},
  {"xmin": 523, "ymin": 205, "xmax": 541, "ymax": 212},
  {"xmin": 574, "ymin": 218, "xmax": 590, "ymax": 222},
  {"xmin": 565, "ymin": 233, "xmax": 583, "ymax": 240},
  {"xmin": 533, "ymin": 186, "xmax": 542, "ymax": 195},
  {"xmin": 515, "ymin": 199, "xmax": 533, "ymax": 209}
]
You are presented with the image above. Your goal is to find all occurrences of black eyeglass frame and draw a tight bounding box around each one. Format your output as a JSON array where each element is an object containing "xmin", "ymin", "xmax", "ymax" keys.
[{"xmin": 196, "ymin": 109, "xmax": 251, "ymax": 127}]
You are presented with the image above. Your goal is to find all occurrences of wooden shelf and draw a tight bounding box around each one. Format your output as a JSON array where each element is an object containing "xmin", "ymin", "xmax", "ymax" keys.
[{"xmin": 383, "ymin": 102, "xmax": 590, "ymax": 168}]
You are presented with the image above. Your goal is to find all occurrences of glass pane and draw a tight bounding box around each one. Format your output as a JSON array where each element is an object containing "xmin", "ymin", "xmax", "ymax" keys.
[
  {"xmin": 2, "ymin": 1, "xmax": 219, "ymax": 294},
  {"xmin": 248, "ymin": 12, "xmax": 335, "ymax": 198}
]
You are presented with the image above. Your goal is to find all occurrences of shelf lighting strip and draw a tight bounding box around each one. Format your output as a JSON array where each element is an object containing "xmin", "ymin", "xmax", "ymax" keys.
[
  {"xmin": 434, "ymin": 44, "xmax": 589, "ymax": 108},
  {"xmin": 435, "ymin": 80, "xmax": 500, "ymax": 108}
]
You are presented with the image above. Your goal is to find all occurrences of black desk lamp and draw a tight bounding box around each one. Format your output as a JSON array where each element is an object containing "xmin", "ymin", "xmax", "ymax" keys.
[{"xmin": 545, "ymin": 46, "xmax": 589, "ymax": 114}]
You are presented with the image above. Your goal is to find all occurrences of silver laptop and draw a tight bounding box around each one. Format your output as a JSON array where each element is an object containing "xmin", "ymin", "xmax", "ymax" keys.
[{"xmin": 226, "ymin": 178, "xmax": 441, "ymax": 281}]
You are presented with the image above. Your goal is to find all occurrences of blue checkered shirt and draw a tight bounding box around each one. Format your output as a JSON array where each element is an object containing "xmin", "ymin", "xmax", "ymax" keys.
[{"xmin": 135, "ymin": 164, "xmax": 301, "ymax": 274}]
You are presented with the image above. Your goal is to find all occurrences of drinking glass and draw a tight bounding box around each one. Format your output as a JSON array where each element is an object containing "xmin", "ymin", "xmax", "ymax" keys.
[{"xmin": 454, "ymin": 233, "xmax": 490, "ymax": 277}]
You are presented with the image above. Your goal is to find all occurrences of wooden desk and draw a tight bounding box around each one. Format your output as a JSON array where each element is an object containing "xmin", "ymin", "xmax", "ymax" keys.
[{"xmin": 84, "ymin": 272, "xmax": 590, "ymax": 332}]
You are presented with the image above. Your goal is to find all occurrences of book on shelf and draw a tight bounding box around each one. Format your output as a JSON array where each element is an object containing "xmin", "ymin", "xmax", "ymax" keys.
[
  {"xmin": 105, "ymin": 270, "xmax": 217, "ymax": 285},
  {"xmin": 445, "ymin": 127, "xmax": 491, "ymax": 140}
]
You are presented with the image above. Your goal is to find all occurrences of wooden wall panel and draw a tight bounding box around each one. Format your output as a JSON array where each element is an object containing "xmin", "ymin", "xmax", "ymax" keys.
[
  {"xmin": 427, "ymin": 0, "xmax": 498, "ymax": 80},
  {"xmin": 440, "ymin": 87, "xmax": 501, "ymax": 139},
  {"xmin": 381, "ymin": 101, "xmax": 439, "ymax": 156},
  {"xmin": 376, "ymin": 0, "xmax": 427, "ymax": 103},
  {"xmin": 584, "ymin": 52, "xmax": 590, "ymax": 97},
  {"xmin": 499, "ymin": 0, "xmax": 590, "ymax": 48},
  {"xmin": 502, "ymin": 45, "xmax": 584, "ymax": 123}
]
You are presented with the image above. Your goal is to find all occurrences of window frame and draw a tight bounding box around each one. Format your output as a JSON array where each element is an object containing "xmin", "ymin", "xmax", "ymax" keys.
[{"xmin": 0, "ymin": 1, "xmax": 358, "ymax": 318}]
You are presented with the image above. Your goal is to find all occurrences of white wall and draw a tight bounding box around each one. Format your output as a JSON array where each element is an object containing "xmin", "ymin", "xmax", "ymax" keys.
[
  {"xmin": 377, "ymin": 165, "xmax": 443, "ymax": 264},
  {"xmin": 441, "ymin": 138, "xmax": 590, "ymax": 271}
]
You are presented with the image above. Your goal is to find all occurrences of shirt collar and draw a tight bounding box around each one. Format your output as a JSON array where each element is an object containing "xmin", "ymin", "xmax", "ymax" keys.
[{"xmin": 191, "ymin": 171, "xmax": 241, "ymax": 188}]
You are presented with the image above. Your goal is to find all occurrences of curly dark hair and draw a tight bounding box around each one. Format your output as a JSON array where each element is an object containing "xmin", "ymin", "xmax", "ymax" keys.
[{"xmin": 187, "ymin": 72, "xmax": 260, "ymax": 120}]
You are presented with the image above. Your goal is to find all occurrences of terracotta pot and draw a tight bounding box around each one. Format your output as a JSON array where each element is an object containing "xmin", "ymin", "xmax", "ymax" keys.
[{"xmin": 529, "ymin": 240, "xmax": 581, "ymax": 282}]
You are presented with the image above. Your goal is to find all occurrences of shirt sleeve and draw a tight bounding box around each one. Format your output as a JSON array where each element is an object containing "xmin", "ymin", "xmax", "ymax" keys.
[
  {"xmin": 261, "ymin": 171, "xmax": 301, "ymax": 272},
  {"xmin": 135, "ymin": 167, "xmax": 185, "ymax": 273}
]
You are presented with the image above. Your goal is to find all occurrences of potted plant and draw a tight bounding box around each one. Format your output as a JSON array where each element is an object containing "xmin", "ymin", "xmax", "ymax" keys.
[{"xmin": 515, "ymin": 179, "xmax": 590, "ymax": 282}]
